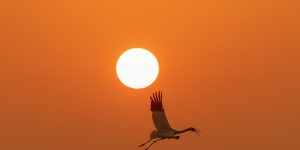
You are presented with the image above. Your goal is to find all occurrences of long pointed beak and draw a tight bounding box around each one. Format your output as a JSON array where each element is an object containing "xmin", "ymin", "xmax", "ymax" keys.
[{"xmin": 193, "ymin": 129, "xmax": 201, "ymax": 135}]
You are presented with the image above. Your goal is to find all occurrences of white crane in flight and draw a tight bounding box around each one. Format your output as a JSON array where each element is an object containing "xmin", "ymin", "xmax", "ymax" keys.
[{"xmin": 139, "ymin": 91, "xmax": 201, "ymax": 150}]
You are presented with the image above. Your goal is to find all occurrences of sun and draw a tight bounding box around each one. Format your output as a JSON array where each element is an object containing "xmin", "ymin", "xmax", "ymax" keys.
[{"xmin": 116, "ymin": 48, "xmax": 159, "ymax": 89}]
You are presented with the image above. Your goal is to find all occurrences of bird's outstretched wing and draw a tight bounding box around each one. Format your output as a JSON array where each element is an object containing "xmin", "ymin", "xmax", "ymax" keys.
[{"xmin": 150, "ymin": 91, "xmax": 172, "ymax": 131}]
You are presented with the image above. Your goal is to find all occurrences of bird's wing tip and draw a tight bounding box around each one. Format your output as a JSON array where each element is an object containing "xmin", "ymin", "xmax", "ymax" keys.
[{"xmin": 150, "ymin": 91, "xmax": 164, "ymax": 111}]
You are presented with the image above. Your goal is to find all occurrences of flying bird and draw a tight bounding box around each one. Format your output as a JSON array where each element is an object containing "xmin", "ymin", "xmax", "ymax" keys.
[{"xmin": 139, "ymin": 91, "xmax": 200, "ymax": 150}]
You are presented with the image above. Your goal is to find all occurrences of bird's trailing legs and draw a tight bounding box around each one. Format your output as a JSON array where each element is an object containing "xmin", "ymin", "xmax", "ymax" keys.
[
  {"xmin": 138, "ymin": 139, "xmax": 153, "ymax": 148},
  {"xmin": 144, "ymin": 138, "xmax": 165, "ymax": 150},
  {"xmin": 139, "ymin": 136, "xmax": 179, "ymax": 150}
]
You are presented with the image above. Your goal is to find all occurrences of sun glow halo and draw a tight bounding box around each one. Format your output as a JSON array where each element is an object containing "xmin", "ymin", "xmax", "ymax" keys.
[{"xmin": 116, "ymin": 48, "xmax": 159, "ymax": 89}]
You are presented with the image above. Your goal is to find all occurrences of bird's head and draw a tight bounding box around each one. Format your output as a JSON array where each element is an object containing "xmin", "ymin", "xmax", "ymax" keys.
[{"xmin": 188, "ymin": 127, "xmax": 201, "ymax": 135}]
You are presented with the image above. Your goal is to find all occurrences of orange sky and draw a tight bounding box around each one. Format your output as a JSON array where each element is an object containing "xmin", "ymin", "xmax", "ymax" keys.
[{"xmin": 1, "ymin": 0, "xmax": 299, "ymax": 150}]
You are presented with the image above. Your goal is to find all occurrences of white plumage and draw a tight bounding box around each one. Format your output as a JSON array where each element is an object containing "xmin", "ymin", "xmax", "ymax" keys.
[{"xmin": 139, "ymin": 91, "xmax": 200, "ymax": 150}]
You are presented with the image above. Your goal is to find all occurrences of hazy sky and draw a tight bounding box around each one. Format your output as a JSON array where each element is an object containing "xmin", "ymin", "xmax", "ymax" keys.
[{"xmin": 1, "ymin": 0, "xmax": 299, "ymax": 150}]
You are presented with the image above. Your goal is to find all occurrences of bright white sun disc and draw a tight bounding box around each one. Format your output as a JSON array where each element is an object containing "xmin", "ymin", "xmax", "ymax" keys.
[{"xmin": 116, "ymin": 48, "xmax": 159, "ymax": 89}]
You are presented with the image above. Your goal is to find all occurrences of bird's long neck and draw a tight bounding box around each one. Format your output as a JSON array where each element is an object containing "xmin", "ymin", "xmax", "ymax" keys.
[{"xmin": 174, "ymin": 127, "xmax": 192, "ymax": 135}]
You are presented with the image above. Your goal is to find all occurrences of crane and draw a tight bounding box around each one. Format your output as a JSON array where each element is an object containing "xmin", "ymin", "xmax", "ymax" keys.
[{"xmin": 139, "ymin": 91, "xmax": 200, "ymax": 150}]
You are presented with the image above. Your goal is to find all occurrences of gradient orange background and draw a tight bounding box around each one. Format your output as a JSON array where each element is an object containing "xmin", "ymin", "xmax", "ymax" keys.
[{"xmin": 1, "ymin": 0, "xmax": 299, "ymax": 150}]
